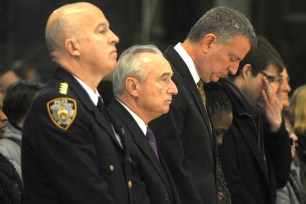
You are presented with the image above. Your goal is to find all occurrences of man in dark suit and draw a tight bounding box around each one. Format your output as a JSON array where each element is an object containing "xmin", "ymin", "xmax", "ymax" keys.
[
  {"xmin": 107, "ymin": 45, "xmax": 180, "ymax": 204},
  {"xmin": 149, "ymin": 7, "xmax": 257, "ymax": 204},
  {"xmin": 219, "ymin": 36, "xmax": 292, "ymax": 204},
  {"xmin": 22, "ymin": 2, "xmax": 132, "ymax": 204}
]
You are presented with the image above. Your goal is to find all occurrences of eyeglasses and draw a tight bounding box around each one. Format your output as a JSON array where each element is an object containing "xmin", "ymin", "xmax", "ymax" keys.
[{"xmin": 260, "ymin": 71, "xmax": 276, "ymax": 83}]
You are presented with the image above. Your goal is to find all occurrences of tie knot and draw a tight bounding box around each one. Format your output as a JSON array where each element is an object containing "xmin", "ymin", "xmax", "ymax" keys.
[
  {"xmin": 197, "ymin": 80, "xmax": 207, "ymax": 110},
  {"xmin": 197, "ymin": 80, "xmax": 204, "ymax": 89},
  {"xmin": 146, "ymin": 127, "xmax": 155, "ymax": 141}
]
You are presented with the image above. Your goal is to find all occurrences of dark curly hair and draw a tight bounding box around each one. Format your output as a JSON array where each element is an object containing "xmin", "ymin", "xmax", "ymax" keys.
[
  {"xmin": 3, "ymin": 80, "xmax": 44, "ymax": 128},
  {"xmin": 205, "ymin": 81, "xmax": 232, "ymax": 116}
]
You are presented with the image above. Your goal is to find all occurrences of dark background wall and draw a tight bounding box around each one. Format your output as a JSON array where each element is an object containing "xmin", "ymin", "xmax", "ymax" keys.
[{"xmin": 0, "ymin": 0, "xmax": 305, "ymax": 92}]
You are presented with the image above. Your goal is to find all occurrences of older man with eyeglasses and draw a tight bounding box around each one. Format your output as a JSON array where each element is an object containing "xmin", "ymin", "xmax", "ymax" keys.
[{"xmin": 218, "ymin": 35, "xmax": 292, "ymax": 204}]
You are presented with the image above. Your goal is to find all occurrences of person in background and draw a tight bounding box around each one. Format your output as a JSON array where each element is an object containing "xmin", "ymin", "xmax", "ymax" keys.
[
  {"xmin": 108, "ymin": 44, "xmax": 180, "ymax": 204},
  {"xmin": 149, "ymin": 7, "xmax": 256, "ymax": 204},
  {"xmin": 279, "ymin": 68, "xmax": 291, "ymax": 109},
  {"xmin": 270, "ymin": 67, "xmax": 291, "ymax": 109},
  {"xmin": 10, "ymin": 60, "xmax": 40, "ymax": 81},
  {"xmin": 0, "ymin": 99, "xmax": 23, "ymax": 204},
  {"xmin": 269, "ymin": 62, "xmax": 306, "ymax": 203},
  {"xmin": 205, "ymin": 81, "xmax": 233, "ymax": 204},
  {"xmin": 0, "ymin": 100, "xmax": 7, "ymax": 139},
  {"xmin": 219, "ymin": 36, "xmax": 292, "ymax": 204},
  {"xmin": 0, "ymin": 68, "xmax": 20, "ymax": 101},
  {"xmin": 268, "ymin": 64, "xmax": 306, "ymax": 203},
  {"xmin": 276, "ymin": 109, "xmax": 306, "ymax": 204},
  {"xmin": 21, "ymin": 2, "xmax": 132, "ymax": 204},
  {"xmin": 0, "ymin": 80, "xmax": 43, "ymax": 181},
  {"xmin": 289, "ymin": 84, "xmax": 306, "ymax": 185},
  {"xmin": 206, "ymin": 81, "xmax": 233, "ymax": 145}
]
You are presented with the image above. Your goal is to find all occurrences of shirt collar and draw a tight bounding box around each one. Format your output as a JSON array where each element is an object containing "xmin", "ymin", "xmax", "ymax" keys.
[
  {"xmin": 174, "ymin": 43, "xmax": 200, "ymax": 84},
  {"xmin": 117, "ymin": 99, "xmax": 147, "ymax": 135},
  {"xmin": 73, "ymin": 75, "xmax": 100, "ymax": 106}
]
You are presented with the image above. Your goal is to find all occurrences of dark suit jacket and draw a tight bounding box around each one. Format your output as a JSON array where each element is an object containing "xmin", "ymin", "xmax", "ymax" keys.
[
  {"xmin": 107, "ymin": 99, "xmax": 180, "ymax": 204},
  {"xmin": 22, "ymin": 68, "xmax": 132, "ymax": 204},
  {"xmin": 219, "ymin": 78, "xmax": 292, "ymax": 204},
  {"xmin": 149, "ymin": 46, "xmax": 218, "ymax": 204}
]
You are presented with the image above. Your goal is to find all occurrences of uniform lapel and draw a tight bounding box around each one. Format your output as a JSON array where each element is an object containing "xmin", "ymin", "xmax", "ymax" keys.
[{"xmin": 55, "ymin": 68, "xmax": 122, "ymax": 149}]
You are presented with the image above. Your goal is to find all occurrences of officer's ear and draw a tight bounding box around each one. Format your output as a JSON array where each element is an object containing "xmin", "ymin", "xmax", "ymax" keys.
[
  {"xmin": 65, "ymin": 38, "xmax": 80, "ymax": 57},
  {"xmin": 126, "ymin": 77, "xmax": 140, "ymax": 97}
]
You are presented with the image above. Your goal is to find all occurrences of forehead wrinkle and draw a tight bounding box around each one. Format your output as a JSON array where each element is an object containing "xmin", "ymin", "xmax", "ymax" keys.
[{"xmin": 161, "ymin": 72, "xmax": 172, "ymax": 77}]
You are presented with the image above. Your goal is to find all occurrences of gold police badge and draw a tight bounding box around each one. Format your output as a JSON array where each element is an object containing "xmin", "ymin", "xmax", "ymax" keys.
[{"xmin": 47, "ymin": 97, "xmax": 77, "ymax": 130}]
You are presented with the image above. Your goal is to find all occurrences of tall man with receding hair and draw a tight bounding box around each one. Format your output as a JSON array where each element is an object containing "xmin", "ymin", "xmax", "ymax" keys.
[
  {"xmin": 149, "ymin": 7, "xmax": 257, "ymax": 204},
  {"xmin": 22, "ymin": 2, "xmax": 132, "ymax": 204}
]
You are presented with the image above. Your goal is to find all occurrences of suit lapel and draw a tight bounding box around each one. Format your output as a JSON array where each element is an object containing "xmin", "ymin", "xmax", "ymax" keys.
[
  {"xmin": 108, "ymin": 101, "xmax": 173, "ymax": 189},
  {"xmin": 164, "ymin": 46, "xmax": 216, "ymax": 154},
  {"xmin": 55, "ymin": 68, "xmax": 122, "ymax": 149}
]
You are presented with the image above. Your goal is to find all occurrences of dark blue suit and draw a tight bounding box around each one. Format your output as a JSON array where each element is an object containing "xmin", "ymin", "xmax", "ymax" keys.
[
  {"xmin": 150, "ymin": 46, "xmax": 218, "ymax": 204},
  {"xmin": 108, "ymin": 99, "xmax": 180, "ymax": 204},
  {"xmin": 22, "ymin": 68, "xmax": 132, "ymax": 204}
]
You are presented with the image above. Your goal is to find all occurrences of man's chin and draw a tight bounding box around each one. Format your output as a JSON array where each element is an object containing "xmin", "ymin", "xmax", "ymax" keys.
[{"xmin": 211, "ymin": 76, "xmax": 220, "ymax": 82}]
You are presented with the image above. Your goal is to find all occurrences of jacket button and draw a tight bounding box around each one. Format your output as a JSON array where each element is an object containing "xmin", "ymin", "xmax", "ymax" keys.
[
  {"xmin": 109, "ymin": 165, "xmax": 114, "ymax": 171},
  {"xmin": 128, "ymin": 180, "xmax": 133, "ymax": 189}
]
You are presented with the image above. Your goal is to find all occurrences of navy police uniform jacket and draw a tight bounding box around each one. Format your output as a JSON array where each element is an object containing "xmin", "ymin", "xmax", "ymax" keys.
[{"xmin": 22, "ymin": 68, "xmax": 132, "ymax": 204}]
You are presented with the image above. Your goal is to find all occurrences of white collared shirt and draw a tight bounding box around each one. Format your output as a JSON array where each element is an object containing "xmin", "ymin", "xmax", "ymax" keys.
[
  {"xmin": 174, "ymin": 43, "xmax": 201, "ymax": 85},
  {"xmin": 117, "ymin": 99, "xmax": 147, "ymax": 136},
  {"xmin": 73, "ymin": 76, "xmax": 100, "ymax": 105},
  {"xmin": 73, "ymin": 76, "xmax": 122, "ymax": 147}
]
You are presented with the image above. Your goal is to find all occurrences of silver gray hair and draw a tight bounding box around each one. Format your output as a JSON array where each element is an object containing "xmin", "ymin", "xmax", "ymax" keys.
[
  {"xmin": 187, "ymin": 7, "xmax": 257, "ymax": 48},
  {"xmin": 112, "ymin": 44, "xmax": 163, "ymax": 96}
]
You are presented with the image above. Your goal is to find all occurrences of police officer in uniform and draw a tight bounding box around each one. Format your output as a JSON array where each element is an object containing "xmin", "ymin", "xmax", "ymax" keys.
[{"xmin": 21, "ymin": 2, "xmax": 132, "ymax": 204}]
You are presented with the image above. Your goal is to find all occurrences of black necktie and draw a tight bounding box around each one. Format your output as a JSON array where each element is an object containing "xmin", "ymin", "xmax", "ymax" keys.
[
  {"xmin": 146, "ymin": 127, "xmax": 159, "ymax": 160},
  {"xmin": 97, "ymin": 97, "xmax": 111, "ymax": 123}
]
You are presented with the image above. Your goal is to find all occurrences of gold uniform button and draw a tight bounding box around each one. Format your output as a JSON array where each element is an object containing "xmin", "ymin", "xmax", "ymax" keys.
[
  {"xmin": 109, "ymin": 165, "xmax": 115, "ymax": 172},
  {"xmin": 128, "ymin": 180, "xmax": 133, "ymax": 189}
]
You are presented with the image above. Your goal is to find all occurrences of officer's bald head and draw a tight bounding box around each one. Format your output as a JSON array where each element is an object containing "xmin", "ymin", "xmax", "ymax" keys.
[{"xmin": 45, "ymin": 2, "xmax": 103, "ymax": 53}]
